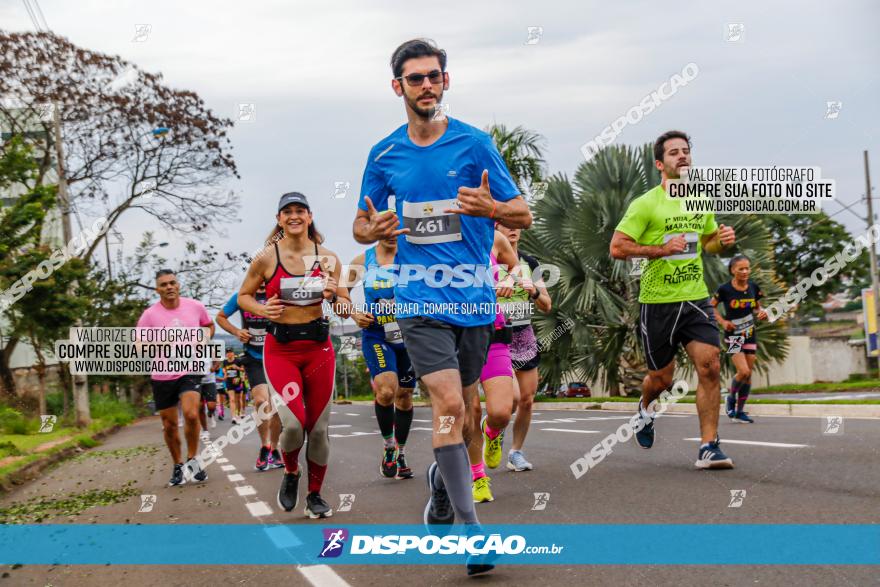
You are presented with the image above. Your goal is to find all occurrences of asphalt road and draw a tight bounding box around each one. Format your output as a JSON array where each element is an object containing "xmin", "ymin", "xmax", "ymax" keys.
[{"xmin": 2, "ymin": 403, "xmax": 878, "ymax": 586}]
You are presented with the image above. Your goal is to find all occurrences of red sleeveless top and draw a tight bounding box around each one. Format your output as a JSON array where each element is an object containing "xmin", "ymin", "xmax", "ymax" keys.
[{"xmin": 266, "ymin": 242, "xmax": 325, "ymax": 307}]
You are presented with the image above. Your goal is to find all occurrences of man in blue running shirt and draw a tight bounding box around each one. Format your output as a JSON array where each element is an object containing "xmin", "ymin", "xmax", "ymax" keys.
[{"xmin": 352, "ymin": 38, "xmax": 532, "ymax": 577}]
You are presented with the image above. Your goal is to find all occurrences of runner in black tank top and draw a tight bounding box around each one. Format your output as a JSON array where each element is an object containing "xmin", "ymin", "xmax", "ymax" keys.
[{"xmin": 711, "ymin": 255, "xmax": 768, "ymax": 423}]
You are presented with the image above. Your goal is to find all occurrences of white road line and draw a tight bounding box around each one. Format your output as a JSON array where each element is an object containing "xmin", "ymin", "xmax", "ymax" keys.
[
  {"xmin": 236, "ymin": 485, "xmax": 257, "ymax": 497},
  {"xmin": 412, "ymin": 419, "xmax": 432, "ymax": 423},
  {"xmin": 216, "ymin": 458, "xmax": 229, "ymax": 463},
  {"xmin": 409, "ymin": 427, "xmax": 434, "ymax": 432},
  {"xmin": 540, "ymin": 428, "xmax": 601, "ymax": 434},
  {"xmin": 221, "ymin": 465, "xmax": 236, "ymax": 472},
  {"xmin": 298, "ymin": 565, "xmax": 352, "ymax": 587},
  {"xmin": 328, "ymin": 424, "xmax": 351, "ymax": 428},
  {"xmin": 683, "ymin": 438, "xmax": 809, "ymax": 448},
  {"xmin": 245, "ymin": 501, "xmax": 272, "ymax": 517},
  {"xmin": 345, "ymin": 413, "xmax": 359, "ymax": 416},
  {"xmin": 329, "ymin": 431, "xmax": 381, "ymax": 438},
  {"xmin": 227, "ymin": 473, "xmax": 245, "ymax": 482}
]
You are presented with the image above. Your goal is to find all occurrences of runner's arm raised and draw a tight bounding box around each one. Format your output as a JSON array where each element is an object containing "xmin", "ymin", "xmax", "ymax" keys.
[{"xmin": 353, "ymin": 198, "xmax": 409, "ymax": 244}]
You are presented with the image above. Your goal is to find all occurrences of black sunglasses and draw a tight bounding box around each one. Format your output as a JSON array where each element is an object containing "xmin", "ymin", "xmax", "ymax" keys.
[{"xmin": 396, "ymin": 70, "xmax": 445, "ymax": 87}]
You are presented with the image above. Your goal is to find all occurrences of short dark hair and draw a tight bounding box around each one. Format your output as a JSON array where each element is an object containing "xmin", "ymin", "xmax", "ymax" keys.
[
  {"xmin": 653, "ymin": 130, "xmax": 691, "ymax": 162},
  {"xmin": 390, "ymin": 38, "xmax": 447, "ymax": 79},
  {"xmin": 728, "ymin": 254, "xmax": 750, "ymax": 275},
  {"xmin": 155, "ymin": 269, "xmax": 175, "ymax": 280}
]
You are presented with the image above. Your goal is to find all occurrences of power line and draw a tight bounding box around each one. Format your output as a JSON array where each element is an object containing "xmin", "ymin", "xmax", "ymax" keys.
[
  {"xmin": 805, "ymin": 197, "xmax": 866, "ymax": 232},
  {"xmin": 21, "ymin": 0, "xmax": 49, "ymax": 31},
  {"xmin": 31, "ymin": 0, "xmax": 49, "ymax": 30}
]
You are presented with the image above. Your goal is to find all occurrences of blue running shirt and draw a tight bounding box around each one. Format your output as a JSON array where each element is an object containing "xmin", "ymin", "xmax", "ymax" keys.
[
  {"xmin": 358, "ymin": 118, "xmax": 520, "ymax": 327},
  {"xmin": 362, "ymin": 246, "xmax": 404, "ymax": 345}
]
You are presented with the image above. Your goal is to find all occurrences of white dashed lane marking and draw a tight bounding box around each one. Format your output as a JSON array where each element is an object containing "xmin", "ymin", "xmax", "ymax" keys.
[
  {"xmin": 684, "ymin": 438, "xmax": 809, "ymax": 448},
  {"xmin": 236, "ymin": 485, "xmax": 257, "ymax": 497},
  {"xmin": 245, "ymin": 501, "xmax": 273, "ymax": 517},
  {"xmin": 540, "ymin": 428, "xmax": 601, "ymax": 434},
  {"xmin": 299, "ymin": 564, "xmax": 352, "ymax": 587},
  {"xmin": 227, "ymin": 473, "xmax": 245, "ymax": 482},
  {"xmin": 221, "ymin": 465, "xmax": 236, "ymax": 471}
]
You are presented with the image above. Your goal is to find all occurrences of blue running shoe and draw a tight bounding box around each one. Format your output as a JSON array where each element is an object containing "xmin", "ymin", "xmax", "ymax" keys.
[
  {"xmin": 733, "ymin": 411, "xmax": 754, "ymax": 423},
  {"xmin": 634, "ymin": 401, "xmax": 655, "ymax": 449},
  {"xmin": 465, "ymin": 524, "xmax": 496, "ymax": 576},
  {"xmin": 695, "ymin": 439, "xmax": 735, "ymax": 469},
  {"xmin": 725, "ymin": 390, "xmax": 736, "ymax": 419}
]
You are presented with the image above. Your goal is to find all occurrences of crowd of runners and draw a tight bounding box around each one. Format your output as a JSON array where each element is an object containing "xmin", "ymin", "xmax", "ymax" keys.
[{"xmin": 134, "ymin": 38, "xmax": 769, "ymax": 576}]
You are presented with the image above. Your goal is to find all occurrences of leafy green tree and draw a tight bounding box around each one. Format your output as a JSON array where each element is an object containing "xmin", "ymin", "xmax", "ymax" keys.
[
  {"xmin": 521, "ymin": 144, "xmax": 789, "ymax": 395},
  {"xmin": 762, "ymin": 214, "xmax": 871, "ymax": 318},
  {"xmin": 485, "ymin": 124, "xmax": 546, "ymax": 194},
  {"xmin": 0, "ymin": 136, "xmax": 58, "ymax": 400}
]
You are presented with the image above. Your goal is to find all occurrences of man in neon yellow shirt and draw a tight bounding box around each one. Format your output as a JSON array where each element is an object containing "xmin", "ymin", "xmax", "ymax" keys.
[{"xmin": 610, "ymin": 130, "xmax": 736, "ymax": 469}]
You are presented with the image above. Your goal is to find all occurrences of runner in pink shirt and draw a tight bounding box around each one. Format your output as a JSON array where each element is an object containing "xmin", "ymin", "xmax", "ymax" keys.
[{"xmin": 136, "ymin": 269, "xmax": 214, "ymax": 487}]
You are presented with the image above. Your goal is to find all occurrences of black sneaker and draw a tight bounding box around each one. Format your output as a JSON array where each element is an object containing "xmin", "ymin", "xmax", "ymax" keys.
[
  {"xmin": 168, "ymin": 463, "xmax": 185, "ymax": 487},
  {"xmin": 277, "ymin": 470, "xmax": 301, "ymax": 512},
  {"xmin": 423, "ymin": 461, "xmax": 454, "ymax": 526},
  {"xmin": 695, "ymin": 439, "xmax": 735, "ymax": 469},
  {"xmin": 634, "ymin": 401, "xmax": 655, "ymax": 449},
  {"xmin": 305, "ymin": 492, "xmax": 333, "ymax": 519},
  {"xmin": 395, "ymin": 452, "xmax": 414, "ymax": 479},
  {"xmin": 255, "ymin": 445, "xmax": 270, "ymax": 471},
  {"xmin": 380, "ymin": 445, "xmax": 398, "ymax": 478},
  {"xmin": 184, "ymin": 457, "xmax": 208, "ymax": 483}
]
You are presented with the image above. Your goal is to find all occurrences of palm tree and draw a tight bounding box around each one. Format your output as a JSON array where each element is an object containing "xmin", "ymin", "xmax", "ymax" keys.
[
  {"xmin": 520, "ymin": 143, "xmax": 789, "ymax": 395},
  {"xmin": 485, "ymin": 124, "xmax": 546, "ymax": 194}
]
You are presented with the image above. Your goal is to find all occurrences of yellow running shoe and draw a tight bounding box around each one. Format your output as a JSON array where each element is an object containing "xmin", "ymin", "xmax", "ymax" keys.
[
  {"xmin": 472, "ymin": 475, "xmax": 494, "ymax": 503},
  {"xmin": 482, "ymin": 416, "xmax": 505, "ymax": 469}
]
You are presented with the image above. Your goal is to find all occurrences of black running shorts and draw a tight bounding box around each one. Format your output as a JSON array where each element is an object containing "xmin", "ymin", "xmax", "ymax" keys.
[
  {"xmin": 199, "ymin": 382, "xmax": 217, "ymax": 402},
  {"xmin": 398, "ymin": 316, "xmax": 493, "ymax": 387},
  {"xmin": 240, "ymin": 352, "xmax": 267, "ymax": 387},
  {"xmin": 640, "ymin": 298, "xmax": 719, "ymax": 371},
  {"xmin": 151, "ymin": 374, "xmax": 202, "ymax": 411}
]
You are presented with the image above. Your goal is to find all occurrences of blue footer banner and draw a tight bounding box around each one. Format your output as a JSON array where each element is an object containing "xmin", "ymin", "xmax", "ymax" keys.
[{"xmin": 0, "ymin": 524, "xmax": 878, "ymax": 565}]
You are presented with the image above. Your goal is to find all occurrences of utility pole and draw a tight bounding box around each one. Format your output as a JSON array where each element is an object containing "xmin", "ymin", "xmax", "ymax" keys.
[
  {"xmin": 865, "ymin": 150, "xmax": 879, "ymax": 365},
  {"xmin": 52, "ymin": 103, "xmax": 91, "ymax": 426},
  {"xmin": 104, "ymin": 234, "xmax": 112, "ymax": 280}
]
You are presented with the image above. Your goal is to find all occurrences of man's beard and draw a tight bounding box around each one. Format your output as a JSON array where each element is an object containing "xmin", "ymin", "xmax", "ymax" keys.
[{"xmin": 405, "ymin": 90, "xmax": 444, "ymax": 119}]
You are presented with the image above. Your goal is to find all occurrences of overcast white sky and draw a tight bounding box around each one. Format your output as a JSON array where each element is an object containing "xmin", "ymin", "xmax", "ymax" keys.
[{"xmin": 2, "ymin": 0, "xmax": 878, "ymax": 309}]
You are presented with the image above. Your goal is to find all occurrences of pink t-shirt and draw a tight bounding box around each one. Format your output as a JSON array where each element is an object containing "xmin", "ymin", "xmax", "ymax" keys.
[{"xmin": 136, "ymin": 297, "xmax": 212, "ymax": 381}]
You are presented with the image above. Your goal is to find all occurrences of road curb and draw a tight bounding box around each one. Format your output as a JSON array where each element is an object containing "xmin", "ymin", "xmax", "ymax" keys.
[{"xmin": 0, "ymin": 424, "xmax": 123, "ymax": 494}]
